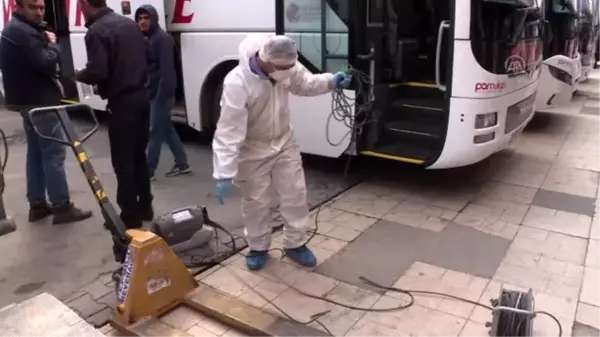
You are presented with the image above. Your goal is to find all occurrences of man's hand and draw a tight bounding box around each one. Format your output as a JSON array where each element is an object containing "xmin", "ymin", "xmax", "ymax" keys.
[{"xmin": 44, "ymin": 31, "xmax": 57, "ymax": 44}]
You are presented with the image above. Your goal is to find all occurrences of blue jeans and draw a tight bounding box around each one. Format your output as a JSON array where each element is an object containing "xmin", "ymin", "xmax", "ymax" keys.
[
  {"xmin": 22, "ymin": 112, "xmax": 70, "ymax": 206},
  {"xmin": 147, "ymin": 98, "xmax": 188, "ymax": 170}
]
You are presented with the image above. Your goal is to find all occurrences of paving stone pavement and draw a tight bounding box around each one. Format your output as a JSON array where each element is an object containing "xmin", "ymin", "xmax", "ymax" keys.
[{"xmin": 97, "ymin": 71, "xmax": 600, "ymax": 337}]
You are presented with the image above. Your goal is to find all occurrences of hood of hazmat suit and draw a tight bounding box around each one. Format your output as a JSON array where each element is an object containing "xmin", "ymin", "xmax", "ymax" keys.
[{"xmin": 212, "ymin": 34, "xmax": 334, "ymax": 181}]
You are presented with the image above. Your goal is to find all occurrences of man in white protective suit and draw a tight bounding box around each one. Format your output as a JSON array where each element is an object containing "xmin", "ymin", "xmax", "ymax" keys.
[{"xmin": 212, "ymin": 34, "xmax": 352, "ymax": 271}]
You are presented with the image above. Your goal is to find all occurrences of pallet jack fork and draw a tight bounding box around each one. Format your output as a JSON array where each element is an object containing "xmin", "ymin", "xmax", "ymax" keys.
[{"xmin": 28, "ymin": 104, "xmax": 326, "ymax": 336}]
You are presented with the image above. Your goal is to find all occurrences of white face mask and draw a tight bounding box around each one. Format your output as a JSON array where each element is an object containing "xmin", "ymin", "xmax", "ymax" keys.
[{"xmin": 269, "ymin": 69, "xmax": 293, "ymax": 81}]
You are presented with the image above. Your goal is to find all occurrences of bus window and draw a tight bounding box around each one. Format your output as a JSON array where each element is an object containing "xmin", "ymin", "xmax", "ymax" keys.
[
  {"xmin": 471, "ymin": 0, "xmax": 543, "ymax": 75},
  {"xmin": 282, "ymin": 0, "xmax": 349, "ymax": 72}
]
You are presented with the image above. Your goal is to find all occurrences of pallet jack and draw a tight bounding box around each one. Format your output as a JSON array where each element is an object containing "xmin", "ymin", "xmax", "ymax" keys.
[{"xmin": 28, "ymin": 104, "xmax": 326, "ymax": 336}]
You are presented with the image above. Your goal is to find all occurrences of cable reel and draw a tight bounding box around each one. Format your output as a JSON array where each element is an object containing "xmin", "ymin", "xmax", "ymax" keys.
[{"xmin": 488, "ymin": 287, "xmax": 536, "ymax": 336}]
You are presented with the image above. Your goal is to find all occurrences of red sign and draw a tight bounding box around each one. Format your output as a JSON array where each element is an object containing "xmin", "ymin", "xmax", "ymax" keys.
[
  {"xmin": 65, "ymin": 0, "xmax": 85, "ymax": 26},
  {"xmin": 510, "ymin": 39, "xmax": 543, "ymax": 71},
  {"xmin": 172, "ymin": 0, "xmax": 193, "ymax": 24},
  {"xmin": 3, "ymin": 0, "xmax": 16, "ymax": 25},
  {"xmin": 475, "ymin": 81, "xmax": 506, "ymax": 92}
]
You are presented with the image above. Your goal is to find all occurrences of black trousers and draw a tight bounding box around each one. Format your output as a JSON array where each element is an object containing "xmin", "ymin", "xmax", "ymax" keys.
[{"xmin": 107, "ymin": 94, "xmax": 152, "ymax": 229}]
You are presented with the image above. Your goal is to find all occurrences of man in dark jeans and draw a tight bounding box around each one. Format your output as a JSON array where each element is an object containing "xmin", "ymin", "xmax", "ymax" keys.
[
  {"xmin": 0, "ymin": 0, "xmax": 92, "ymax": 224},
  {"xmin": 75, "ymin": 0, "xmax": 153, "ymax": 228},
  {"xmin": 135, "ymin": 4, "xmax": 191, "ymax": 181}
]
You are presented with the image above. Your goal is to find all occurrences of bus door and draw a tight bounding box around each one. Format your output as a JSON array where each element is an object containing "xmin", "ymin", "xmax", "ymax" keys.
[
  {"xmin": 275, "ymin": 0, "xmax": 356, "ymax": 157},
  {"xmin": 351, "ymin": 0, "xmax": 454, "ymax": 165},
  {"xmin": 275, "ymin": 0, "xmax": 453, "ymax": 163}
]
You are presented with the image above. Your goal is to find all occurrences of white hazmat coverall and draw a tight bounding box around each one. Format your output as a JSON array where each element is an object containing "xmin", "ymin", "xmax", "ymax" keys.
[{"xmin": 212, "ymin": 34, "xmax": 334, "ymax": 251}]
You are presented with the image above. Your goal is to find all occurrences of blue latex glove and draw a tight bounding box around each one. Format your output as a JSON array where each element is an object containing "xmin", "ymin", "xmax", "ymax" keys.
[
  {"xmin": 216, "ymin": 179, "xmax": 233, "ymax": 204},
  {"xmin": 331, "ymin": 72, "xmax": 352, "ymax": 89}
]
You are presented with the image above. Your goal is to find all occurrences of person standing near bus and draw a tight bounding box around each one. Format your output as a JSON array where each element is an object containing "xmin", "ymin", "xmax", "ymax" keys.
[
  {"xmin": 213, "ymin": 35, "xmax": 352, "ymax": 271},
  {"xmin": 135, "ymin": 4, "xmax": 191, "ymax": 181},
  {"xmin": 0, "ymin": 0, "xmax": 93, "ymax": 224},
  {"xmin": 74, "ymin": 0, "xmax": 153, "ymax": 229}
]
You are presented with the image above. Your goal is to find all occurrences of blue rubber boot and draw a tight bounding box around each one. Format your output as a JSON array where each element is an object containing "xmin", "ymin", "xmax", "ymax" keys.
[
  {"xmin": 246, "ymin": 250, "xmax": 268, "ymax": 270},
  {"xmin": 284, "ymin": 246, "xmax": 317, "ymax": 267}
]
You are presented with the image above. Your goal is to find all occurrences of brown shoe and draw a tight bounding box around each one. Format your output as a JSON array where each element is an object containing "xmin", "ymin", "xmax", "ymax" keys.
[
  {"xmin": 28, "ymin": 202, "xmax": 53, "ymax": 222},
  {"xmin": 52, "ymin": 202, "xmax": 93, "ymax": 225}
]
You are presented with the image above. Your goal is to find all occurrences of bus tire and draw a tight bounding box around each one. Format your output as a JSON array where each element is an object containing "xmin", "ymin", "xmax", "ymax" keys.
[{"xmin": 200, "ymin": 60, "xmax": 238, "ymax": 132}]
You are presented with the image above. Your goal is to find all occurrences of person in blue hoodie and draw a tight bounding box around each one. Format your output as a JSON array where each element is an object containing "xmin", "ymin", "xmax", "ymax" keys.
[{"xmin": 135, "ymin": 4, "xmax": 191, "ymax": 180}]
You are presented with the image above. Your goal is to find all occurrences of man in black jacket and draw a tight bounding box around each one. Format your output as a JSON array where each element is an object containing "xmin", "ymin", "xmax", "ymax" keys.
[
  {"xmin": 135, "ymin": 5, "xmax": 191, "ymax": 181},
  {"xmin": 0, "ymin": 0, "xmax": 92, "ymax": 224},
  {"xmin": 75, "ymin": 0, "xmax": 153, "ymax": 229}
]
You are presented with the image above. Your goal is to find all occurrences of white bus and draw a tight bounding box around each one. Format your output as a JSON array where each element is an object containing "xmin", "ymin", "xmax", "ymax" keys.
[
  {"xmin": 2, "ymin": 0, "xmax": 543, "ymax": 169},
  {"xmin": 536, "ymin": 0, "xmax": 583, "ymax": 110}
]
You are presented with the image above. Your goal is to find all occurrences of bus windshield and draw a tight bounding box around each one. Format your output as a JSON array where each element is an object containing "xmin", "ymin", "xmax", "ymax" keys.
[{"xmin": 471, "ymin": 0, "xmax": 544, "ymax": 76}]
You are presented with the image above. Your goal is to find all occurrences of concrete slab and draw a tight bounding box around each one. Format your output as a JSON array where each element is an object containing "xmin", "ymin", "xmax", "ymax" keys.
[
  {"xmin": 572, "ymin": 322, "xmax": 600, "ymax": 337},
  {"xmin": 315, "ymin": 220, "xmax": 510, "ymax": 292},
  {"xmin": 0, "ymin": 292, "xmax": 100, "ymax": 336},
  {"xmin": 576, "ymin": 79, "xmax": 600, "ymax": 99},
  {"xmin": 532, "ymin": 189, "xmax": 596, "ymax": 217},
  {"xmin": 581, "ymin": 105, "xmax": 600, "ymax": 116},
  {"xmin": 315, "ymin": 219, "xmax": 431, "ymax": 293}
]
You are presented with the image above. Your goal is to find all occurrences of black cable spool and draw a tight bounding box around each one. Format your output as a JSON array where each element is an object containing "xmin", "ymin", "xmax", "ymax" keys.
[{"xmin": 489, "ymin": 288, "xmax": 535, "ymax": 337}]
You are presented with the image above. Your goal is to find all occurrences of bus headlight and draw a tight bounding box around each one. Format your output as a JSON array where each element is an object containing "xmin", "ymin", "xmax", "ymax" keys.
[{"xmin": 475, "ymin": 112, "xmax": 498, "ymax": 129}]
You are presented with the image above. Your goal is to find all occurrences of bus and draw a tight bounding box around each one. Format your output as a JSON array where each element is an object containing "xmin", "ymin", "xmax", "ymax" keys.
[
  {"xmin": 536, "ymin": 0, "xmax": 583, "ymax": 110},
  {"xmin": 577, "ymin": 0, "xmax": 599, "ymax": 81},
  {"xmin": 2, "ymin": 0, "xmax": 544, "ymax": 169}
]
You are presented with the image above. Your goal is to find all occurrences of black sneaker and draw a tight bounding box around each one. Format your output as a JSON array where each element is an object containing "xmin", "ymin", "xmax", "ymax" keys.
[
  {"xmin": 28, "ymin": 201, "xmax": 53, "ymax": 222},
  {"xmin": 149, "ymin": 170, "xmax": 156, "ymax": 181},
  {"xmin": 165, "ymin": 164, "xmax": 191, "ymax": 177}
]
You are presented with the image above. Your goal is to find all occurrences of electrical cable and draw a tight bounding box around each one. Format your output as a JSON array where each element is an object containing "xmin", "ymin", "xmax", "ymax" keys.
[
  {"xmin": 212, "ymin": 203, "xmax": 563, "ymax": 337},
  {"xmin": 327, "ymin": 66, "xmax": 373, "ymax": 149},
  {"xmin": 327, "ymin": 66, "xmax": 376, "ymax": 176}
]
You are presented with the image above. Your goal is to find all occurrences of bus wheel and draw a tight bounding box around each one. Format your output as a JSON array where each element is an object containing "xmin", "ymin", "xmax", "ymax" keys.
[{"xmin": 200, "ymin": 60, "xmax": 237, "ymax": 132}]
